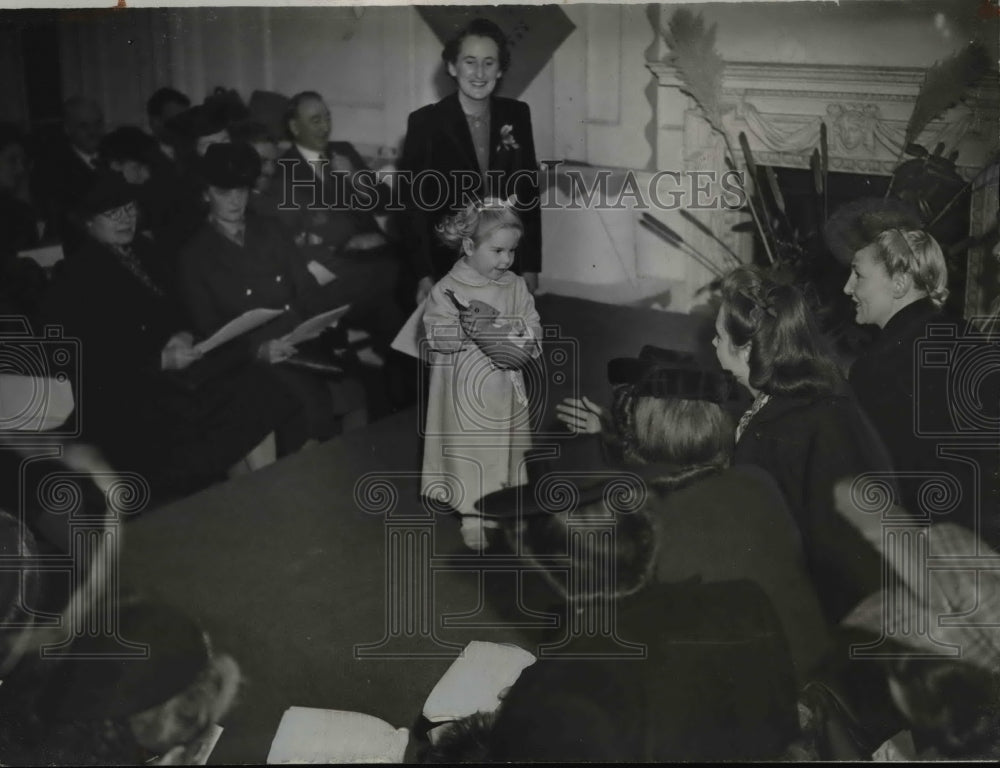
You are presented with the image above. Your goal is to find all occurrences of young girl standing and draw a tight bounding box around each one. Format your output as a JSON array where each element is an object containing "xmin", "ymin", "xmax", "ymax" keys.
[{"xmin": 421, "ymin": 200, "xmax": 541, "ymax": 549}]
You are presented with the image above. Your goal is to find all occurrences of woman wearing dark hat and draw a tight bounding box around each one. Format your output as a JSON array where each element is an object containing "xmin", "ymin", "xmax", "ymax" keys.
[
  {"xmin": 98, "ymin": 126, "xmax": 164, "ymax": 254},
  {"xmin": 143, "ymin": 103, "xmax": 232, "ymax": 252},
  {"xmin": 555, "ymin": 360, "xmax": 830, "ymax": 683},
  {"xmin": 399, "ymin": 17, "xmax": 541, "ymax": 305},
  {"xmin": 434, "ymin": 490, "xmax": 801, "ymax": 761},
  {"xmin": 98, "ymin": 126, "xmax": 159, "ymax": 188},
  {"xmin": 40, "ymin": 170, "xmax": 304, "ymax": 499},
  {"xmin": 178, "ymin": 142, "xmax": 345, "ymax": 446},
  {"xmin": 0, "ymin": 598, "xmax": 241, "ymax": 766}
]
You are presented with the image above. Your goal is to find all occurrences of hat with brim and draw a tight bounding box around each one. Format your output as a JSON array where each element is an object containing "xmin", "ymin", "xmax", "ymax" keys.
[
  {"xmin": 76, "ymin": 171, "xmax": 137, "ymax": 219},
  {"xmin": 476, "ymin": 471, "xmax": 652, "ymax": 520},
  {"xmin": 632, "ymin": 365, "xmax": 741, "ymax": 404},
  {"xmin": 201, "ymin": 142, "xmax": 261, "ymax": 190},
  {"xmin": 607, "ymin": 345, "xmax": 697, "ymax": 386},
  {"xmin": 824, "ymin": 197, "xmax": 923, "ymax": 265},
  {"xmin": 609, "ymin": 348, "xmax": 740, "ymax": 405},
  {"xmin": 166, "ymin": 104, "xmax": 228, "ymax": 141},
  {"xmin": 99, "ymin": 126, "xmax": 159, "ymax": 166}
]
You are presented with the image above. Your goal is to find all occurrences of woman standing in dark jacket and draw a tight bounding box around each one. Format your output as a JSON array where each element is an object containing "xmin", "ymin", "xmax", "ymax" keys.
[
  {"xmin": 41, "ymin": 171, "xmax": 302, "ymax": 500},
  {"xmin": 399, "ymin": 18, "xmax": 541, "ymax": 303},
  {"xmin": 714, "ymin": 265, "xmax": 895, "ymax": 624}
]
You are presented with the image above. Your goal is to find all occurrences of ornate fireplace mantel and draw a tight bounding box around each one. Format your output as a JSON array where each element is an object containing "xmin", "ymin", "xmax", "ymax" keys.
[
  {"xmin": 646, "ymin": 59, "xmax": 997, "ymax": 177},
  {"xmin": 643, "ymin": 58, "xmax": 998, "ymax": 315}
]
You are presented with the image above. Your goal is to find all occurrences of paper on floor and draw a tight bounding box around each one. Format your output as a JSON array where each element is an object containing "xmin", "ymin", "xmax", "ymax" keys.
[
  {"xmin": 422, "ymin": 640, "xmax": 537, "ymax": 723},
  {"xmin": 266, "ymin": 706, "xmax": 409, "ymax": 764}
]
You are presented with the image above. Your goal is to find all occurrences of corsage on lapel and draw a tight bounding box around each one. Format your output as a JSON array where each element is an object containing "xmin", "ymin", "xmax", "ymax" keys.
[{"xmin": 497, "ymin": 124, "xmax": 520, "ymax": 153}]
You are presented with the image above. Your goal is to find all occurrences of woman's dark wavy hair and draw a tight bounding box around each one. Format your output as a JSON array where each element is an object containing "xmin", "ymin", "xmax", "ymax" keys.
[
  {"xmin": 719, "ymin": 265, "xmax": 844, "ymax": 398},
  {"xmin": 442, "ymin": 18, "xmax": 511, "ymax": 73}
]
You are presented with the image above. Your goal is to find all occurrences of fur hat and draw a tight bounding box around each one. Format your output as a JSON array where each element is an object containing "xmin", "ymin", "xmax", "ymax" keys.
[
  {"xmin": 824, "ymin": 197, "xmax": 923, "ymax": 265},
  {"xmin": 479, "ymin": 475, "xmax": 657, "ymax": 601},
  {"xmin": 200, "ymin": 142, "xmax": 261, "ymax": 189}
]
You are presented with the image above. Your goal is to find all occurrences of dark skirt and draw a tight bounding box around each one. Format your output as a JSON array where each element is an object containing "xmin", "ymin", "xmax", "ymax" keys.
[{"xmin": 94, "ymin": 363, "xmax": 301, "ymax": 499}]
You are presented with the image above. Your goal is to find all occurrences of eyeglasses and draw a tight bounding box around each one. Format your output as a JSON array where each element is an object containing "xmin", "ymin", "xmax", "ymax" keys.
[{"xmin": 99, "ymin": 202, "xmax": 138, "ymax": 222}]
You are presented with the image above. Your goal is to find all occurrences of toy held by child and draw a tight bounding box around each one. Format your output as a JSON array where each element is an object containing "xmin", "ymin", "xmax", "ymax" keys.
[{"xmin": 420, "ymin": 199, "xmax": 541, "ymax": 550}]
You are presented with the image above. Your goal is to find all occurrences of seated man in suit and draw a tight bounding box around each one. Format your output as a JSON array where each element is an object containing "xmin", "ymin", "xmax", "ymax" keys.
[
  {"xmin": 276, "ymin": 91, "xmax": 391, "ymax": 254},
  {"xmin": 274, "ymin": 91, "xmax": 403, "ymax": 373}
]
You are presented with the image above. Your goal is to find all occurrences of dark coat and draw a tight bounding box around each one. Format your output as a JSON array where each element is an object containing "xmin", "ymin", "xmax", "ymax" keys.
[
  {"xmin": 274, "ymin": 141, "xmax": 387, "ymax": 252},
  {"xmin": 177, "ymin": 216, "xmax": 327, "ymax": 338},
  {"xmin": 648, "ymin": 464, "xmax": 831, "ymax": 680},
  {"xmin": 0, "ymin": 193, "xmax": 47, "ymax": 315},
  {"xmin": 40, "ymin": 234, "xmax": 299, "ymax": 497},
  {"xmin": 140, "ymin": 148, "xmax": 206, "ymax": 253},
  {"xmin": 848, "ymin": 298, "xmax": 998, "ymax": 543},
  {"xmin": 489, "ymin": 579, "xmax": 800, "ymax": 761},
  {"xmin": 734, "ymin": 392, "xmax": 893, "ymax": 623},
  {"xmin": 33, "ymin": 141, "xmax": 96, "ymax": 257},
  {"xmin": 177, "ymin": 217, "xmax": 351, "ymax": 444},
  {"xmin": 398, "ymin": 93, "xmax": 541, "ymax": 280}
]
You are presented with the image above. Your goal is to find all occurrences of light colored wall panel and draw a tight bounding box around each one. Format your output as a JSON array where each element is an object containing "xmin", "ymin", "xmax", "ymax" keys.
[{"xmin": 584, "ymin": 4, "xmax": 621, "ymax": 126}]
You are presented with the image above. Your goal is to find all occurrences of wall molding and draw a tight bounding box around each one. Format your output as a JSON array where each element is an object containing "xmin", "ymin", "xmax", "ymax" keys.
[{"xmin": 644, "ymin": 57, "xmax": 998, "ymax": 313}]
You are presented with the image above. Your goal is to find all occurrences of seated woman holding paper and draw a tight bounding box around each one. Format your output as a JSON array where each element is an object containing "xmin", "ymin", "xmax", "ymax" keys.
[
  {"xmin": 41, "ymin": 171, "xmax": 305, "ymax": 499},
  {"xmin": 177, "ymin": 142, "xmax": 354, "ymax": 444}
]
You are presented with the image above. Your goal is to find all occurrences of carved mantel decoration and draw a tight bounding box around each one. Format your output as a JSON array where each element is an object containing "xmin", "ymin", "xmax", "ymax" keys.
[
  {"xmin": 645, "ymin": 58, "xmax": 998, "ymax": 314},
  {"xmin": 647, "ymin": 60, "xmax": 997, "ymax": 178}
]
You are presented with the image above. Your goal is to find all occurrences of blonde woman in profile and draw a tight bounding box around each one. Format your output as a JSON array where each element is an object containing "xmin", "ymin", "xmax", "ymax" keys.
[{"xmin": 843, "ymin": 228, "xmax": 998, "ymax": 546}]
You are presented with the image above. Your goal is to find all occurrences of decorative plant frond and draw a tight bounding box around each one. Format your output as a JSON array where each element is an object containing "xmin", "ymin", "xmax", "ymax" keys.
[
  {"xmin": 660, "ymin": 10, "xmax": 726, "ymax": 136},
  {"xmin": 904, "ymin": 43, "xmax": 990, "ymax": 150}
]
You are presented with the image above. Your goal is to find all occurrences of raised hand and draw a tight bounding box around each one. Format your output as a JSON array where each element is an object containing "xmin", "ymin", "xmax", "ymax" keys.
[
  {"xmin": 161, "ymin": 333, "xmax": 203, "ymax": 371},
  {"xmin": 555, "ymin": 396, "xmax": 605, "ymax": 435},
  {"xmin": 257, "ymin": 338, "xmax": 297, "ymax": 364}
]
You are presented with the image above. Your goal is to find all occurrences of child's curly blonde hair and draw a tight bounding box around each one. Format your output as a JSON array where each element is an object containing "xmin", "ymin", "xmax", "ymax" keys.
[{"xmin": 435, "ymin": 198, "xmax": 524, "ymax": 252}]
